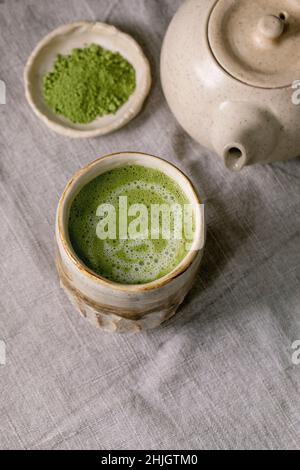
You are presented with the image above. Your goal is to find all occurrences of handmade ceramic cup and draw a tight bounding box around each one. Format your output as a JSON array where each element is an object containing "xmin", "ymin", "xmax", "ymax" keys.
[{"xmin": 55, "ymin": 152, "xmax": 205, "ymax": 333}]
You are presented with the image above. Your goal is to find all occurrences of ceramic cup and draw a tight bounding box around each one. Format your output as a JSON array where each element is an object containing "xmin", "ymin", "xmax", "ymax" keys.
[{"xmin": 55, "ymin": 152, "xmax": 205, "ymax": 333}]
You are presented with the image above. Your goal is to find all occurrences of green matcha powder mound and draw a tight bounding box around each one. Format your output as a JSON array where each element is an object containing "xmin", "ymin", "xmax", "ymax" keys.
[{"xmin": 43, "ymin": 44, "xmax": 136, "ymax": 124}]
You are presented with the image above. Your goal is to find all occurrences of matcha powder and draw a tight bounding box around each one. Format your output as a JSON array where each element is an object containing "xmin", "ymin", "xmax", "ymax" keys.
[{"xmin": 43, "ymin": 44, "xmax": 136, "ymax": 124}]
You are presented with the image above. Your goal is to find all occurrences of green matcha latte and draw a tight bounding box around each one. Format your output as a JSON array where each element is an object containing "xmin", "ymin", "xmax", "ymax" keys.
[{"xmin": 68, "ymin": 165, "xmax": 195, "ymax": 285}]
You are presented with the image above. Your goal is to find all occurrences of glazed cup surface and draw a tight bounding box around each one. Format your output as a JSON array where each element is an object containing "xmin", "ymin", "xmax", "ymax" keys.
[{"xmin": 56, "ymin": 152, "xmax": 205, "ymax": 332}]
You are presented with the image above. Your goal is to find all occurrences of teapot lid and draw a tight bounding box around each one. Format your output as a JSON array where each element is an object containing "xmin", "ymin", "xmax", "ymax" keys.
[{"xmin": 208, "ymin": 0, "xmax": 300, "ymax": 88}]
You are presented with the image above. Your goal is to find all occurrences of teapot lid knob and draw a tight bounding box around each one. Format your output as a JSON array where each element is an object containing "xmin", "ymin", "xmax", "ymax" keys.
[
  {"xmin": 258, "ymin": 14, "xmax": 285, "ymax": 39},
  {"xmin": 207, "ymin": 0, "xmax": 299, "ymax": 88}
]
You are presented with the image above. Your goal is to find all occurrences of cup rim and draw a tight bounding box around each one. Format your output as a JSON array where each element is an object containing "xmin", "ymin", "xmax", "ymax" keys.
[{"xmin": 57, "ymin": 151, "xmax": 205, "ymax": 292}]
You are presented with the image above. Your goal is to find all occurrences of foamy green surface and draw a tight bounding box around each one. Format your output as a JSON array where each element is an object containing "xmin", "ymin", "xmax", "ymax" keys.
[{"xmin": 68, "ymin": 164, "xmax": 191, "ymax": 284}]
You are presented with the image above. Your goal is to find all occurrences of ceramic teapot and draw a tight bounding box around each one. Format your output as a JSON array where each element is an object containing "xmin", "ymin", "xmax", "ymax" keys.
[{"xmin": 161, "ymin": 0, "xmax": 300, "ymax": 171}]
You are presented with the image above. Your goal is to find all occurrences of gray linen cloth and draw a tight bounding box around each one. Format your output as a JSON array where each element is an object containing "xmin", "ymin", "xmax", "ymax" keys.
[{"xmin": 0, "ymin": 0, "xmax": 299, "ymax": 450}]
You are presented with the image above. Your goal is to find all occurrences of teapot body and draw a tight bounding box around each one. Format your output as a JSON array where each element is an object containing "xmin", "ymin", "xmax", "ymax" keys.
[{"xmin": 161, "ymin": 0, "xmax": 300, "ymax": 171}]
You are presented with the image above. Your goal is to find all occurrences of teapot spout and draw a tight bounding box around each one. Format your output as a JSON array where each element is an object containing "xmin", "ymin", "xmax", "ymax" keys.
[
  {"xmin": 212, "ymin": 102, "xmax": 280, "ymax": 171},
  {"xmin": 223, "ymin": 143, "xmax": 248, "ymax": 172}
]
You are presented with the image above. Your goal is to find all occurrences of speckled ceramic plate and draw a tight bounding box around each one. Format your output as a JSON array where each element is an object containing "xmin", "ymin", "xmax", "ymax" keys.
[{"xmin": 24, "ymin": 22, "xmax": 151, "ymax": 138}]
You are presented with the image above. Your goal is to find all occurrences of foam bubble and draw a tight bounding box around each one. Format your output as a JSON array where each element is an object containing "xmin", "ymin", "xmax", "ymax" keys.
[
  {"xmin": 69, "ymin": 165, "xmax": 191, "ymax": 284},
  {"xmin": 105, "ymin": 181, "xmax": 177, "ymax": 205},
  {"xmin": 97, "ymin": 181, "xmax": 186, "ymax": 283},
  {"xmin": 103, "ymin": 238, "xmax": 182, "ymax": 284}
]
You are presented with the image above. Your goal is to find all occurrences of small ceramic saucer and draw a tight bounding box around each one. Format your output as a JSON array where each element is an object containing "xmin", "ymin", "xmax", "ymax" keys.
[{"xmin": 24, "ymin": 22, "xmax": 151, "ymax": 138}]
